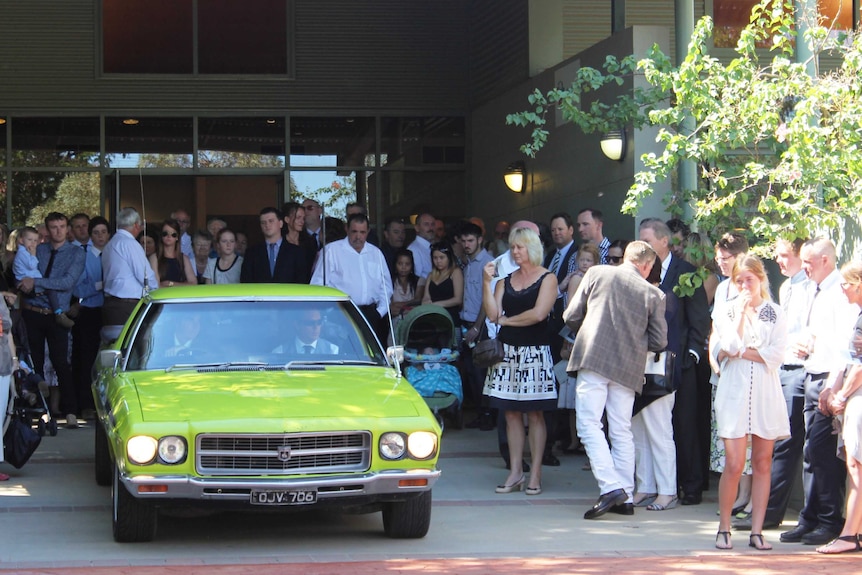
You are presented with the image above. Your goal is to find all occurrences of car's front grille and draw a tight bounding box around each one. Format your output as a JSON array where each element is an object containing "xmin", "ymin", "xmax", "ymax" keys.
[{"xmin": 196, "ymin": 432, "xmax": 371, "ymax": 475}]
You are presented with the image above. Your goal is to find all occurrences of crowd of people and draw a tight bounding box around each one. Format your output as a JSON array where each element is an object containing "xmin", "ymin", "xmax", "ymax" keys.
[{"xmin": 1, "ymin": 203, "xmax": 861, "ymax": 556}]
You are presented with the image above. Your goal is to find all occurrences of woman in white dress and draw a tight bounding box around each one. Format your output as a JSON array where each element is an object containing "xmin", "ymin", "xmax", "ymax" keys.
[{"xmin": 713, "ymin": 255, "xmax": 788, "ymax": 551}]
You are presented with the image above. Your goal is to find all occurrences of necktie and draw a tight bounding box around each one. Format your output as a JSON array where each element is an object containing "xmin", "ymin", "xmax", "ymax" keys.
[
  {"xmin": 806, "ymin": 285, "xmax": 821, "ymax": 326},
  {"xmin": 549, "ymin": 250, "xmax": 561, "ymax": 276},
  {"xmin": 268, "ymin": 243, "xmax": 276, "ymax": 276},
  {"xmin": 44, "ymin": 249, "xmax": 58, "ymax": 278},
  {"xmin": 303, "ymin": 345, "xmax": 314, "ymax": 354},
  {"xmin": 312, "ymin": 231, "xmax": 319, "ymax": 247},
  {"xmin": 82, "ymin": 244, "xmax": 88, "ymax": 252}
]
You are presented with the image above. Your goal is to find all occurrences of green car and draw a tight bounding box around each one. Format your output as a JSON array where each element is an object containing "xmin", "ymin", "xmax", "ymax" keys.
[{"xmin": 92, "ymin": 284, "xmax": 441, "ymax": 542}]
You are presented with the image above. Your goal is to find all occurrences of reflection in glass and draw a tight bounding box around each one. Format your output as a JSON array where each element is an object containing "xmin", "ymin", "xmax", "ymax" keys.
[
  {"xmin": 11, "ymin": 172, "xmax": 100, "ymax": 227},
  {"xmin": 0, "ymin": 174, "xmax": 6, "ymax": 226},
  {"xmin": 103, "ymin": 0, "xmax": 193, "ymax": 74},
  {"xmin": 106, "ymin": 117, "xmax": 193, "ymax": 169},
  {"xmin": 380, "ymin": 117, "xmax": 465, "ymax": 168},
  {"xmin": 10, "ymin": 117, "xmax": 100, "ymax": 167},
  {"xmin": 374, "ymin": 170, "xmax": 464, "ymax": 222},
  {"xmin": 198, "ymin": 0, "xmax": 288, "ymax": 74},
  {"xmin": 199, "ymin": 117, "xmax": 285, "ymax": 167},
  {"xmin": 290, "ymin": 117, "xmax": 375, "ymax": 167},
  {"xmin": 0, "ymin": 119, "xmax": 6, "ymax": 167},
  {"xmin": 291, "ymin": 170, "xmax": 361, "ymax": 220}
]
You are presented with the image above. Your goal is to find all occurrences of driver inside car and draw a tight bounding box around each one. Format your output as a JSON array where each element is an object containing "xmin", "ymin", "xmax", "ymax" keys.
[
  {"xmin": 163, "ymin": 312, "xmax": 203, "ymax": 357},
  {"xmin": 273, "ymin": 307, "xmax": 339, "ymax": 356}
]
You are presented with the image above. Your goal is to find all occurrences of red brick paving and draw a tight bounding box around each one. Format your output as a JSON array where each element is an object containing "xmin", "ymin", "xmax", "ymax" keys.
[{"xmin": 1, "ymin": 555, "xmax": 858, "ymax": 575}]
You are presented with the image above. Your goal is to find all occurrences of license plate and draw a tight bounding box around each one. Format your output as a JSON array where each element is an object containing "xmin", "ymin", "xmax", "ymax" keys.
[{"xmin": 250, "ymin": 489, "xmax": 317, "ymax": 506}]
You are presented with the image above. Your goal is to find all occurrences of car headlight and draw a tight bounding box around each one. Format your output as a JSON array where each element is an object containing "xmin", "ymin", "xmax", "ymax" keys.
[
  {"xmin": 127, "ymin": 436, "xmax": 158, "ymax": 464},
  {"xmin": 379, "ymin": 432, "xmax": 406, "ymax": 460},
  {"xmin": 158, "ymin": 436, "xmax": 187, "ymax": 464},
  {"xmin": 407, "ymin": 431, "xmax": 437, "ymax": 460}
]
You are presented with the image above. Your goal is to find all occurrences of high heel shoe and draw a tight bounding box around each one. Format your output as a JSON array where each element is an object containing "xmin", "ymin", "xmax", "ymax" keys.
[
  {"xmin": 525, "ymin": 484, "xmax": 542, "ymax": 496},
  {"xmin": 495, "ymin": 474, "xmax": 525, "ymax": 493}
]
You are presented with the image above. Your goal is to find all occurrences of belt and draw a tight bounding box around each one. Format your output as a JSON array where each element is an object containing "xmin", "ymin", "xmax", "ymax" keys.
[
  {"xmin": 781, "ymin": 364, "xmax": 804, "ymax": 371},
  {"xmin": 808, "ymin": 372, "xmax": 829, "ymax": 382},
  {"xmin": 105, "ymin": 295, "xmax": 140, "ymax": 303},
  {"xmin": 23, "ymin": 304, "xmax": 53, "ymax": 315}
]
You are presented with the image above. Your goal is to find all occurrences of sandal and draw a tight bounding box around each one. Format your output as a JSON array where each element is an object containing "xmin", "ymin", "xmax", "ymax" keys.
[
  {"xmin": 715, "ymin": 531, "xmax": 732, "ymax": 550},
  {"xmin": 646, "ymin": 495, "xmax": 678, "ymax": 511},
  {"xmin": 816, "ymin": 535, "xmax": 861, "ymax": 554},
  {"xmin": 748, "ymin": 533, "xmax": 772, "ymax": 551},
  {"xmin": 633, "ymin": 493, "xmax": 658, "ymax": 507}
]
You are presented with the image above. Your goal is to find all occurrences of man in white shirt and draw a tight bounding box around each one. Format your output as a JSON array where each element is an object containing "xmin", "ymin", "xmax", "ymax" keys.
[
  {"xmin": 102, "ymin": 207, "xmax": 159, "ymax": 326},
  {"xmin": 781, "ymin": 238, "xmax": 859, "ymax": 545},
  {"xmin": 311, "ymin": 213, "xmax": 392, "ymax": 344},
  {"xmin": 407, "ymin": 213, "xmax": 436, "ymax": 280}
]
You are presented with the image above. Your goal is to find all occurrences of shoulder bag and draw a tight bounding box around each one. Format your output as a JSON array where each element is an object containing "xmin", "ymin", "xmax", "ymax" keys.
[
  {"xmin": 642, "ymin": 350, "xmax": 676, "ymax": 397},
  {"xmin": 3, "ymin": 408, "xmax": 42, "ymax": 469},
  {"xmin": 472, "ymin": 324, "xmax": 504, "ymax": 368}
]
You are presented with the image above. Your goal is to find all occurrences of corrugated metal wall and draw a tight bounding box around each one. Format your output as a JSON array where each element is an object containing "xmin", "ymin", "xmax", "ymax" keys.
[
  {"xmin": 0, "ymin": 0, "xmax": 470, "ymax": 114},
  {"xmin": 466, "ymin": 0, "xmax": 530, "ymax": 107}
]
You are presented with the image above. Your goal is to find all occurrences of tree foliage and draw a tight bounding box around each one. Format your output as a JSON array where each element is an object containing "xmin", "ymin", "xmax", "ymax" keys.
[
  {"xmin": 507, "ymin": 0, "xmax": 862, "ymax": 251},
  {"xmin": 28, "ymin": 172, "xmax": 100, "ymax": 226}
]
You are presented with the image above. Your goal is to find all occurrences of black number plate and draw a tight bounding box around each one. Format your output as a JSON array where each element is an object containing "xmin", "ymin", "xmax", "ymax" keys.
[{"xmin": 250, "ymin": 489, "xmax": 318, "ymax": 506}]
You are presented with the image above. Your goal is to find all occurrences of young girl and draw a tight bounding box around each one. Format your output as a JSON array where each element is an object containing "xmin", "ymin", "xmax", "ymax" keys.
[
  {"xmin": 422, "ymin": 241, "xmax": 463, "ymax": 326},
  {"xmin": 390, "ymin": 249, "xmax": 425, "ymax": 319},
  {"xmin": 565, "ymin": 242, "xmax": 601, "ymax": 301},
  {"xmin": 204, "ymin": 228, "xmax": 243, "ymax": 284},
  {"xmin": 149, "ymin": 219, "xmax": 197, "ymax": 287},
  {"xmin": 713, "ymin": 255, "xmax": 788, "ymax": 551}
]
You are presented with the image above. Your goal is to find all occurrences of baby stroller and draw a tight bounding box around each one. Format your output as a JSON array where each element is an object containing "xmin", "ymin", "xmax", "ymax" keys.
[
  {"xmin": 395, "ymin": 304, "xmax": 463, "ymax": 430},
  {"xmin": 11, "ymin": 308, "xmax": 57, "ymax": 437}
]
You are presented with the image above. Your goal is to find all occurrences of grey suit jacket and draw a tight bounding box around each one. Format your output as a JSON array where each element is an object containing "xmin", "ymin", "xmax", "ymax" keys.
[{"xmin": 563, "ymin": 262, "xmax": 668, "ymax": 392}]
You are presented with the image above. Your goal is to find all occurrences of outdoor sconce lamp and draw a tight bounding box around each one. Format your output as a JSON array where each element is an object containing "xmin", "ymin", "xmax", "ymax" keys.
[
  {"xmin": 600, "ymin": 129, "xmax": 626, "ymax": 161},
  {"xmin": 504, "ymin": 161, "xmax": 526, "ymax": 193}
]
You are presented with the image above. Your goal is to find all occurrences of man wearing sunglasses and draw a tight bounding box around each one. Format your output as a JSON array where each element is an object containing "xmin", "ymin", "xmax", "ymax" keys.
[{"xmin": 281, "ymin": 307, "xmax": 339, "ymax": 356}]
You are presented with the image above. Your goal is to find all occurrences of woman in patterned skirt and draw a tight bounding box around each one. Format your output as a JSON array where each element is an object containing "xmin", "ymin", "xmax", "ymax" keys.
[{"xmin": 482, "ymin": 227, "xmax": 558, "ymax": 496}]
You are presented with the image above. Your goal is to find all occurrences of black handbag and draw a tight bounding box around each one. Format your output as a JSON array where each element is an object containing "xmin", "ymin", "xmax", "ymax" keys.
[
  {"xmin": 641, "ymin": 351, "xmax": 676, "ymax": 397},
  {"xmin": 472, "ymin": 325, "xmax": 504, "ymax": 368},
  {"xmin": 3, "ymin": 409, "xmax": 42, "ymax": 469}
]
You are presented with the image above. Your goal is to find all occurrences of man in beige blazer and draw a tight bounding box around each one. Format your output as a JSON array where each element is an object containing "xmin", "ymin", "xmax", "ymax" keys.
[{"xmin": 564, "ymin": 240, "xmax": 668, "ymax": 519}]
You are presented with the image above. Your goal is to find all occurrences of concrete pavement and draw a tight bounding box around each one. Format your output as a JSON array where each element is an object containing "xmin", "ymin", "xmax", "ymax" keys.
[{"xmin": 0, "ymin": 415, "xmax": 853, "ymax": 573}]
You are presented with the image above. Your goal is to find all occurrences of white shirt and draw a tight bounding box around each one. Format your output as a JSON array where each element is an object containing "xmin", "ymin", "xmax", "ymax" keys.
[
  {"xmin": 778, "ymin": 270, "xmax": 810, "ymax": 366},
  {"xmin": 102, "ymin": 228, "xmax": 159, "ymax": 299},
  {"xmin": 407, "ymin": 235, "xmax": 432, "ymax": 280},
  {"xmin": 711, "ymin": 277, "xmax": 739, "ymax": 323},
  {"xmin": 805, "ymin": 268, "xmax": 860, "ymax": 374},
  {"xmin": 311, "ymin": 238, "xmax": 393, "ymax": 318}
]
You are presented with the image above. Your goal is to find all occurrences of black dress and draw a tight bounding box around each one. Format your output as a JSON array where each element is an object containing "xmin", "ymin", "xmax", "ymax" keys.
[
  {"xmin": 483, "ymin": 272, "xmax": 557, "ymax": 412},
  {"xmin": 427, "ymin": 275, "xmax": 461, "ymax": 326},
  {"xmin": 161, "ymin": 257, "xmax": 186, "ymax": 283}
]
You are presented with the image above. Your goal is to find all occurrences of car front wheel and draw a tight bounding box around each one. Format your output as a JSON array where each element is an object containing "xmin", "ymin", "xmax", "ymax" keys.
[
  {"xmin": 112, "ymin": 466, "xmax": 157, "ymax": 542},
  {"xmin": 381, "ymin": 490, "xmax": 432, "ymax": 539}
]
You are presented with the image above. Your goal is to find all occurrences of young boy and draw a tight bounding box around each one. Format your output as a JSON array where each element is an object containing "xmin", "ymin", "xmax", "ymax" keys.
[{"xmin": 13, "ymin": 226, "xmax": 75, "ymax": 329}]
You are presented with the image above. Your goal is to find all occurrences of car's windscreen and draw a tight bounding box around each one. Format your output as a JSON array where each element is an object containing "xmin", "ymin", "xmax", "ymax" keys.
[{"xmin": 125, "ymin": 299, "xmax": 387, "ymax": 370}]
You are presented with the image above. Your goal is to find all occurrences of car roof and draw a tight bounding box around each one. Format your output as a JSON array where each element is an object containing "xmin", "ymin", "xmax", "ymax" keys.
[{"xmin": 144, "ymin": 284, "xmax": 350, "ymax": 302}]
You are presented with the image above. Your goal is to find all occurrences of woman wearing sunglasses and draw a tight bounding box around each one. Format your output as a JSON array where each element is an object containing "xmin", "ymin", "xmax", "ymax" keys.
[{"xmin": 149, "ymin": 219, "xmax": 197, "ymax": 288}]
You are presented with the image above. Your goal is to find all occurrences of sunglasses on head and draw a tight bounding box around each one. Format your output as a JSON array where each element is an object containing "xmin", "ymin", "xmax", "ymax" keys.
[{"xmin": 161, "ymin": 231, "xmax": 178, "ymax": 238}]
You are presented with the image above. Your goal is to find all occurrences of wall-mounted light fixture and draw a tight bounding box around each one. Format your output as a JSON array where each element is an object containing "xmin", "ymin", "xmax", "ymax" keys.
[
  {"xmin": 0, "ymin": 117, "xmax": 6, "ymax": 125},
  {"xmin": 600, "ymin": 129, "xmax": 626, "ymax": 161},
  {"xmin": 504, "ymin": 161, "xmax": 526, "ymax": 193}
]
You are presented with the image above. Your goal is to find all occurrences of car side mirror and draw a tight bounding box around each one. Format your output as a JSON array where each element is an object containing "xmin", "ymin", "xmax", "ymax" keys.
[
  {"xmin": 99, "ymin": 349, "xmax": 122, "ymax": 373},
  {"xmin": 386, "ymin": 345, "xmax": 404, "ymax": 364}
]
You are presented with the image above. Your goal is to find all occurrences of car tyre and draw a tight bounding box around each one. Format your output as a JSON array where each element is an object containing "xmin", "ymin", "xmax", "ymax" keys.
[
  {"xmin": 382, "ymin": 490, "xmax": 432, "ymax": 539},
  {"xmin": 94, "ymin": 423, "xmax": 112, "ymax": 487},
  {"xmin": 112, "ymin": 466, "xmax": 157, "ymax": 542}
]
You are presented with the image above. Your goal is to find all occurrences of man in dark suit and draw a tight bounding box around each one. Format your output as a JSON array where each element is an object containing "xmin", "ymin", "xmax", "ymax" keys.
[
  {"xmin": 240, "ymin": 206, "xmax": 308, "ymax": 284},
  {"xmin": 564, "ymin": 240, "xmax": 668, "ymax": 519},
  {"xmin": 544, "ymin": 213, "xmax": 578, "ymax": 360},
  {"xmin": 639, "ymin": 218, "xmax": 711, "ymax": 505}
]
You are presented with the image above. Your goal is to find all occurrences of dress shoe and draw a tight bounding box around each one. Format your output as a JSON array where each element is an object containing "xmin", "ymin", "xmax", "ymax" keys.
[
  {"xmin": 584, "ymin": 488, "xmax": 628, "ymax": 520},
  {"xmin": 542, "ymin": 453, "xmax": 560, "ymax": 467},
  {"xmin": 801, "ymin": 526, "xmax": 840, "ymax": 545},
  {"xmin": 780, "ymin": 524, "xmax": 813, "ymax": 542},
  {"xmin": 609, "ymin": 503, "xmax": 634, "ymax": 515},
  {"xmin": 680, "ymin": 491, "xmax": 702, "ymax": 506}
]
